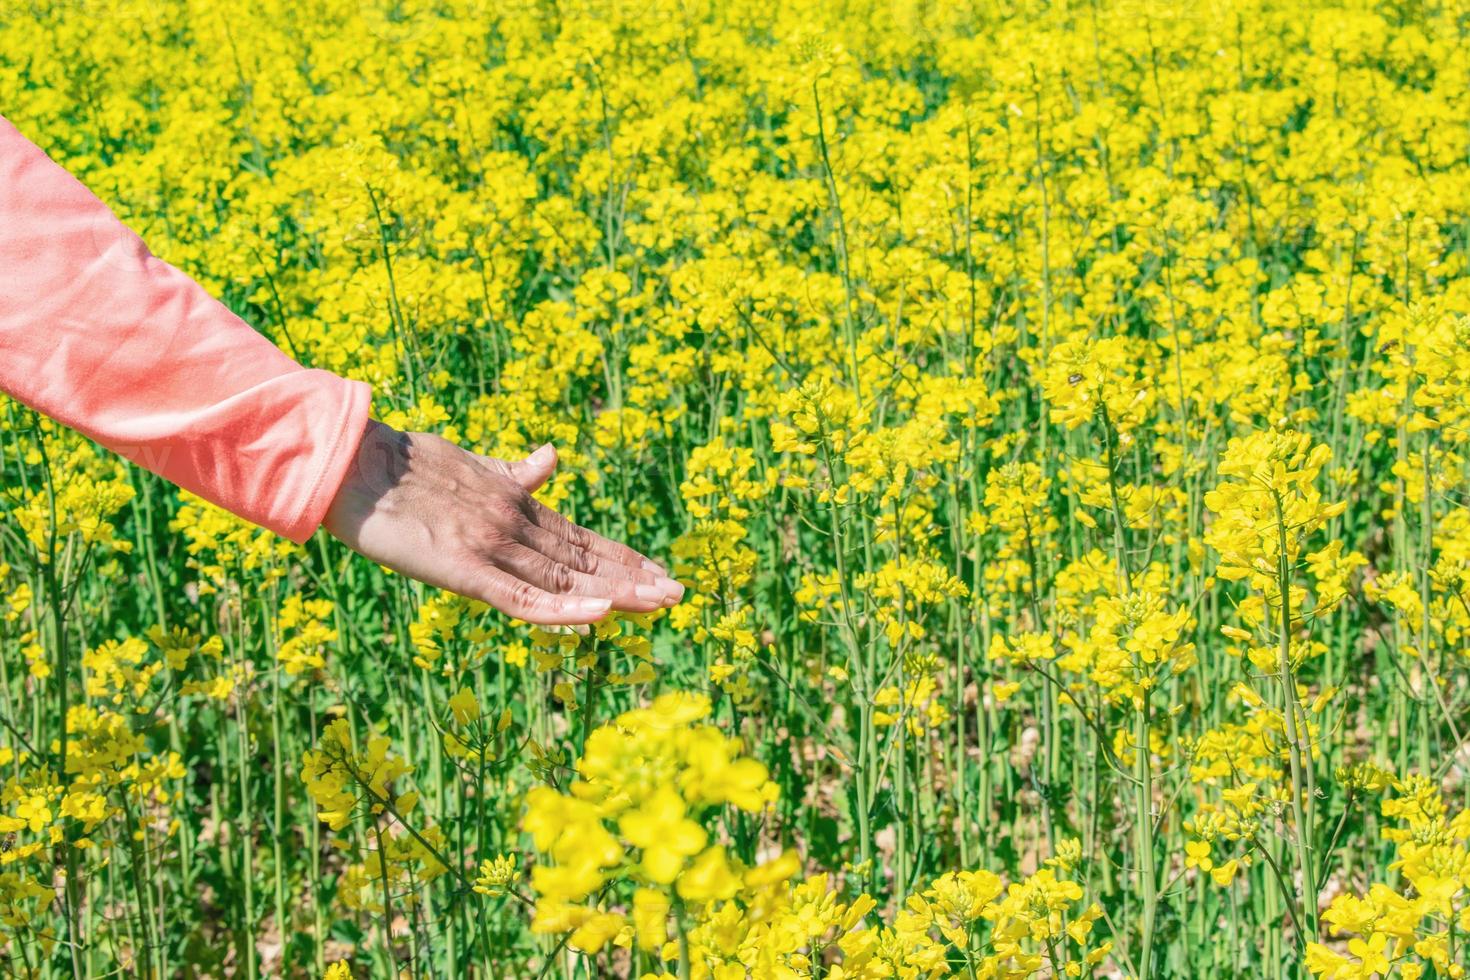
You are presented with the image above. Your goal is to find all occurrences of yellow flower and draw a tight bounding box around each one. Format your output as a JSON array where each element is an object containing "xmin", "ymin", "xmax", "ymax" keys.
[
  {"xmin": 619, "ymin": 787, "xmax": 707, "ymax": 885},
  {"xmin": 447, "ymin": 686, "xmax": 480, "ymax": 726},
  {"xmin": 1210, "ymin": 860, "xmax": 1240, "ymax": 887},
  {"xmin": 676, "ymin": 846, "xmax": 742, "ymax": 902}
]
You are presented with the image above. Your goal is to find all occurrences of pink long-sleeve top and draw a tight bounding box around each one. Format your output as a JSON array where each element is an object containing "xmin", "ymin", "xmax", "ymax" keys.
[{"xmin": 0, "ymin": 114, "xmax": 371, "ymax": 544}]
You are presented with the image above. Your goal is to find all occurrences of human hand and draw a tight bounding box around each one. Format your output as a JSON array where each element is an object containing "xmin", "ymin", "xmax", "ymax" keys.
[{"xmin": 323, "ymin": 420, "xmax": 683, "ymax": 625}]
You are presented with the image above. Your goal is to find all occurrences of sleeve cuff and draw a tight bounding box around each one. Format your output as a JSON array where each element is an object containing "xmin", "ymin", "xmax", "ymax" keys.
[{"xmin": 280, "ymin": 375, "xmax": 373, "ymax": 544}]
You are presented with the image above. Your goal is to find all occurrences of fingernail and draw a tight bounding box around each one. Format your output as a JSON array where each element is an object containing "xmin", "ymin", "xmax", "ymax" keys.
[
  {"xmin": 642, "ymin": 558, "xmax": 668, "ymax": 575},
  {"xmin": 575, "ymin": 598, "xmax": 611, "ymax": 616},
  {"xmin": 657, "ymin": 577, "xmax": 684, "ymax": 602},
  {"xmin": 635, "ymin": 583, "xmax": 664, "ymax": 603},
  {"xmin": 530, "ymin": 443, "xmax": 554, "ymax": 463}
]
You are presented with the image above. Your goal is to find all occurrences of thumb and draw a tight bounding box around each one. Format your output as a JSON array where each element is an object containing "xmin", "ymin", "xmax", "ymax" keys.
[{"xmin": 510, "ymin": 443, "xmax": 558, "ymax": 492}]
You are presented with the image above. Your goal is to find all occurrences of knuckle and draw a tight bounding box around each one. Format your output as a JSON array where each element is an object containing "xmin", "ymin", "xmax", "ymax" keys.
[
  {"xmin": 477, "ymin": 455, "xmax": 513, "ymax": 479},
  {"xmin": 545, "ymin": 559, "xmax": 575, "ymax": 593},
  {"xmin": 510, "ymin": 580, "xmax": 542, "ymax": 610},
  {"xmin": 567, "ymin": 547, "xmax": 598, "ymax": 575}
]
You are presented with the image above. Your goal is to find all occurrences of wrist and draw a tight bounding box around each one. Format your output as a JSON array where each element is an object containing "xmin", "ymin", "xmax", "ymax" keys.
[{"xmin": 324, "ymin": 418, "xmax": 406, "ymax": 538}]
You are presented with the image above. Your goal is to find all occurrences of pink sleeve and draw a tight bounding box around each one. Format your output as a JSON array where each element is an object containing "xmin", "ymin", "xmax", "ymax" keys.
[{"xmin": 0, "ymin": 114, "xmax": 371, "ymax": 544}]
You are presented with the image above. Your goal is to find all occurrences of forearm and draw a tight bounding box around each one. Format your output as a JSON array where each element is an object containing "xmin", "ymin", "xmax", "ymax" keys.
[{"xmin": 0, "ymin": 113, "xmax": 370, "ymax": 543}]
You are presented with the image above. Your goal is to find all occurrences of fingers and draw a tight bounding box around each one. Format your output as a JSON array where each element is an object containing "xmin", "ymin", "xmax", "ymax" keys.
[
  {"xmin": 463, "ymin": 565, "xmax": 613, "ymax": 626},
  {"xmin": 523, "ymin": 496, "xmax": 665, "ymax": 574},
  {"xmin": 505, "ymin": 444, "xmax": 557, "ymax": 493},
  {"xmin": 519, "ymin": 525, "xmax": 678, "ymax": 592},
  {"xmin": 493, "ymin": 543, "xmax": 679, "ymax": 614}
]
